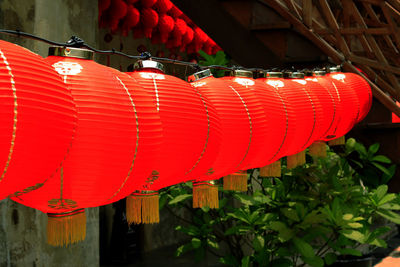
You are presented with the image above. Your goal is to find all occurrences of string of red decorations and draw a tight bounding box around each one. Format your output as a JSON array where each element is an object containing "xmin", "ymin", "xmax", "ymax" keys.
[
  {"xmin": 0, "ymin": 31, "xmax": 373, "ymax": 247},
  {"xmin": 98, "ymin": 0, "xmax": 222, "ymax": 55}
]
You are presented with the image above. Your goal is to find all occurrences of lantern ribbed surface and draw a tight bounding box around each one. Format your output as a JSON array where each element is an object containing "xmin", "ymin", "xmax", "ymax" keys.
[
  {"xmin": 256, "ymin": 78, "xmax": 290, "ymax": 165},
  {"xmin": 219, "ymin": 76, "xmax": 269, "ymax": 170},
  {"xmin": 324, "ymin": 73, "xmax": 359, "ymax": 139},
  {"xmin": 251, "ymin": 79, "xmax": 288, "ymax": 164},
  {"xmin": 267, "ymin": 77, "xmax": 315, "ymax": 157},
  {"xmin": 190, "ymin": 75, "xmax": 251, "ymax": 181},
  {"xmin": 0, "ymin": 40, "xmax": 76, "ymax": 200},
  {"xmin": 304, "ymin": 76, "xmax": 333, "ymax": 141},
  {"xmin": 128, "ymin": 67, "xmax": 221, "ymax": 190},
  {"xmin": 341, "ymin": 72, "xmax": 372, "ymax": 123},
  {"xmin": 13, "ymin": 53, "xmax": 161, "ymax": 212}
]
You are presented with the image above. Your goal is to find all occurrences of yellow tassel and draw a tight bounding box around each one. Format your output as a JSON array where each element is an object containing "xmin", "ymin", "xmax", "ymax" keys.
[
  {"xmin": 47, "ymin": 209, "xmax": 86, "ymax": 247},
  {"xmin": 193, "ymin": 181, "xmax": 219, "ymax": 209},
  {"xmin": 308, "ymin": 141, "xmax": 327, "ymax": 158},
  {"xmin": 223, "ymin": 171, "xmax": 248, "ymax": 191},
  {"xmin": 328, "ymin": 136, "xmax": 345, "ymax": 146},
  {"xmin": 259, "ymin": 160, "xmax": 281, "ymax": 177},
  {"xmin": 126, "ymin": 191, "xmax": 159, "ymax": 225},
  {"xmin": 287, "ymin": 150, "xmax": 306, "ymax": 169}
]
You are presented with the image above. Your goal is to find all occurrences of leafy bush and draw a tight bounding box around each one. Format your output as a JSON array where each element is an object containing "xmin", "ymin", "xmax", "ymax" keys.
[{"xmin": 160, "ymin": 138, "xmax": 399, "ymax": 266}]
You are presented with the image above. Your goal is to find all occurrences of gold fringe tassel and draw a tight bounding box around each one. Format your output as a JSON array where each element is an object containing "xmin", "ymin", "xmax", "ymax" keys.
[
  {"xmin": 126, "ymin": 191, "xmax": 159, "ymax": 225},
  {"xmin": 287, "ymin": 150, "xmax": 306, "ymax": 169},
  {"xmin": 47, "ymin": 209, "xmax": 86, "ymax": 247},
  {"xmin": 259, "ymin": 160, "xmax": 281, "ymax": 177},
  {"xmin": 193, "ymin": 181, "xmax": 219, "ymax": 209},
  {"xmin": 328, "ymin": 136, "xmax": 345, "ymax": 146},
  {"xmin": 308, "ymin": 141, "xmax": 327, "ymax": 158},
  {"xmin": 223, "ymin": 171, "xmax": 248, "ymax": 191}
]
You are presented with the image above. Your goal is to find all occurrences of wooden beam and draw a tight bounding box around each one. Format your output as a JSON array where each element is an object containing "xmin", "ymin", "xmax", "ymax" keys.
[
  {"xmin": 258, "ymin": 0, "xmax": 400, "ymax": 116},
  {"xmin": 259, "ymin": 0, "xmax": 345, "ymax": 62},
  {"xmin": 302, "ymin": 0, "xmax": 313, "ymax": 27},
  {"xmin": 348, "ymin": 54, "xmax": 400, "ymax": 75},
  {"xmin": 343, "ymin": 62, "xmax": 400, "ymax": 117},
  {"xmin": 318, "ymin": 0, "xmax": 351, "ymax": 56},
  {"xmin": 348, "ymin": 1, "xmax": 400, "ymax": 91},
  {"xmin": 171, "ymin": 0, "xmax": 283, "ymax": 68},
  {"xmin": 382, "ymin": 2, "xmax": 400, "ymax": 51}
]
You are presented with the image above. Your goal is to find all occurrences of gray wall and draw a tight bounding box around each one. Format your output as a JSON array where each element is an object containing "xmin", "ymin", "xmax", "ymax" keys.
[{"xmin": 0, "ymin": 0, "xmax": 99, "ymax": 266}]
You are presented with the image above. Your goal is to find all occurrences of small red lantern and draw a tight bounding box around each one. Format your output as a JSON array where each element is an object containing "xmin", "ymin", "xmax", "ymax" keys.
[
  {"xmin": 0, "ymin": 40, "xmax": 76, "ymax": 200},
  {"xmin": 127, "ymin": 61, "xmax": 221, "ymax": 221},
  {"xmin": 141, "ymin": 8, "xmax": 159, "ymax": 38},
  {"xmin": 154, "ymin": 0, "xmax": 173, "ymax": 14},
  {"xmin": 157, "ymin": 14, "xmax": 174, "ymax": 43},
  {"xmin": 121, "ymin": 5, "xmax": 140, "ymax": 36},
  {"xmin": 12, "ymin": 47, "xmax": 162, "ymax": 246},
  {"xmin": 393, "ymin": 102, "xmax": 400, "ymax": 123}
]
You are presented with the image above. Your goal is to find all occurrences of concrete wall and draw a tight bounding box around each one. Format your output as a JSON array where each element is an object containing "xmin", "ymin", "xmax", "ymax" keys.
[{"xmin": 0, "ymin": 0, "xmax": 99, "ymax": 266}]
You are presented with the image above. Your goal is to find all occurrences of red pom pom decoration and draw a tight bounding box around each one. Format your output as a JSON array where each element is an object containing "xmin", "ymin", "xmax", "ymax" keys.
[
  {"xmin": 140, "ymin": 0, "xmax": 157, "ymax": 8},
  {"xmin": 154, "ymin": 0, "xmax": 173, "ymax": 13},
  {"xmin": 121, "ymin": 5, "xmax": 140, "ymax": 36},
  {"xmin": 141, "ymin": 8, "xmax": 159, "ymax": 38},
  {"xmin": 157, "ymin": 14, "xmax": 174, "ymax": 43},
  {"xmin": 168, "ymin": 6, "xmax": 183, "ymax": 18}
]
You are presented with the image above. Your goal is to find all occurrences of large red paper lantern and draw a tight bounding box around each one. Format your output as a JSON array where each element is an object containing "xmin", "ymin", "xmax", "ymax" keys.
[
  {"xmin": 188, "ymin": 70, "xmax": 253, "ymax": 200},
  {"xmin": 0, "ymin": 40, "xmax": 76, "ymax": 200},
  {"xmin": 12, "ymin": 47, "xmax": 162, "ymax": 246},
  {"xmin": 220, "ymin": 70, "xmax": 269, "ymax": 170},
  {"xmin": 127, "ymin": 61, "xmax": 221, "ymax": 221}
]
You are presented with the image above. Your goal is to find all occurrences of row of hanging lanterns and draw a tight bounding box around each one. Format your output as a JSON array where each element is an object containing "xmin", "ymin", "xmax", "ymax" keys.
[
  {"xmin": 0, "ymin": 40, "xmax": 372, "ymax": 246},
  {"xmin": 99, "ymin": 0, "xmax": 222, "ymax": 55}
]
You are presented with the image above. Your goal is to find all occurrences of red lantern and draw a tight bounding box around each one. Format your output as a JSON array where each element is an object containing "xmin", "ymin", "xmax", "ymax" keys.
[
  {"xmin": 339, "ymin": 72, "xmax": 372, "ymax": 123},
  {"xmin": 99, "ymin": 0, "xmax": 128, "ymax": 31},
  {"xmin": 140, "ymin": 0, "xmax": 157, "ymax": 8},
  {"xmin": 393, "ymin": 102, "xmax": 400, "ymax": 123},
  {"xmin": 12, "ymin": 47, "xmax": 162, "ymax": 246},
  {"xmin": 220, "ymin": 70, "xmax": 269, "ymax": 170},
  {"xmin": 188, "ymin": 70, "xmax": 253, "ymax": 194},
  {"xmin": 304, "ymin": 70, "xmax": 336, "ymax": 157},
  {"xmin": 323, "ymin": 67, "xmax": 360, "ymax": 141},
  {"xmin": 126, "ymin": 61, "xmax": 221, "ymax": 221},
  {"xmin": 0, "ymin": 41, "xmax": 76, "ymax": 200}
]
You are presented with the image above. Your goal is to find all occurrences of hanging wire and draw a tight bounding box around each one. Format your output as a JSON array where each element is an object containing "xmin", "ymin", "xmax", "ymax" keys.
[{"xmin": 0, "ymin": 29, "xmax": 336, "ymax": 74}]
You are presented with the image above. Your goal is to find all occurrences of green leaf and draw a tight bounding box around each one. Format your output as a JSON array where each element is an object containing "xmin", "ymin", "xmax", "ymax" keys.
[
  {"xmin": 282, "ymin": 208, "xmax": 300, "ymax": 222},
  {"xmin": 369, "ymin": 238, "xmax": 387, "ymax": 248},
  {"xmin": 372, "ymin": 162, "xmax": 391, "ymax": 176},
  {"xmin": 303, "ymin": 256, "xmax": 324, "ymax": 267},
  {"xmin": 340, "ymin": 229, "xmax": 365, "ymax": 243},
  {"xmin": 347, "ymin": 222, "xmax": 363, "ymax": 228},
  {"xmin": 378, "ymin": 193, "xmax": 397, "ymax": 206},
  {"xmin": 368, "ymin": 143, "xmax": 380, "ymax": 155},
  {"xmin": 253, "ymin": 235, "xmax": 264, "ymax": 251},
  {"xmin": 376, "ymin": 210, "xmax": 400, "ymax": 224},
  {"xmin": 338, "ymin": 248, "xmax": 362, "ymax": 256},
  {"xmin": 168, "ymin": 194, "xmax": 192, "ymax": 205},
  {"xmin": 175, "ymin": 243, "xmax": 193, "ymax": 257},
  {"xmin": 191, "ymin": 237, "xmax": 201, "ymax": 249},
  {"xmin": 207, "ymin": 239, "xmax": 219, "ymax": 250},
  {"xmin": 372, "ymin": 155, "xmax": 391, "ymax": 163},
  {"xmin": 225, "ymin": 225, "xmax": 252, "ymax": 235},
  {"xmin": 375, "ymin": 185, "xmax": 389, "ymax": 202},
  {"xmin": 324, "ymin": 252, "xmax": 337, "ymax": 265},
  {"xmin": 241, "ymin": 256, "xmax": 250, "ymax": 267},
  {"xmin": 292, "ymin": 237, "xmax": 315, "ymax": 258},
  {"xmin": 342, "ymin": 214, "xmax": 354, "ymax": 220},
  {"xmin": 270, "ymin": 258, "xmax": 293, "ymax": 267},
  {"xmin": 270, "ymin": 221, "xmax": 294, "ymax": 242},
  {"xmin": 234, "ymin": 193, "xmax": 254, "ymax": 206},
  {"xmin": 219, "ymin": 255, "xmax": 239, "ymax": 266},
  {"xmin": 346, "ymin": 138, "xmax": 356, "ymax": 150}
]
